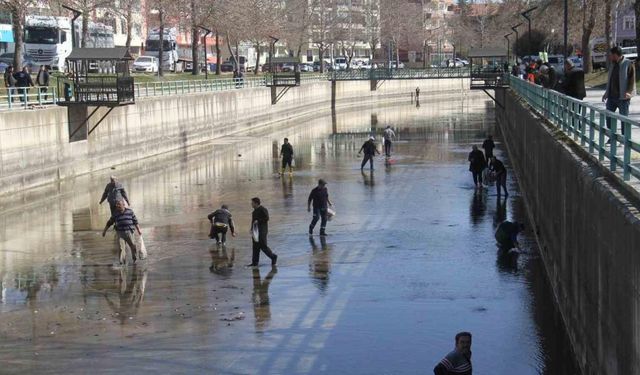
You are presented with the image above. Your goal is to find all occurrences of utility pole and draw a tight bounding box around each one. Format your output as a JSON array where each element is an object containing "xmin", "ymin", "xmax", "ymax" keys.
[
  {"xmin": 62, "ymin": 5, "xmax": 82, "ymax": 50},
  {"xmin": 198, "ymin": 26, "xmax": 212, "ymax": 79},
  {"xmin": 511, "ymin": 23, "xmax": 522, "ymax": 59},
  {"xmin": 563, "ymin": 0, "xmax": 568, "ymax": 59},
  {"xmin": 505, "ymin": 33, "xmax": 513, "ymax": 64},
  {"xmin": 521, "ymin": 7, "xmax": 538, "ymax": 56}
]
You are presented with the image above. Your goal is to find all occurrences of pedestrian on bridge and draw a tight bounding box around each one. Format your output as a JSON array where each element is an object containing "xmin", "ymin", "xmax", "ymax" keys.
[
  {"xmin": 358, "ymin": 136, "xmax": 380, "ymax": 171},
  {"xmin": 36, "ymin": 65, "xmax": 50, "ymax": 101},
  {"xmin": 102, "ymin": 200, "xmax": 143, "ymax": 265},
  {"xmin": 560, "ymin": 59, "xmax": 586, "ymax": 100},
  {"xmin": 247, "ymin": 197, "xmax": 278, "ymax": 267},
  {"xmin": 308, "ymin": 179, "xmax": 333, "ymax": 236},
  {"xmin": 490, "ymin": 156, "xmax": 508, "ymax": 197},
  {"xmin": 3, "ymin": 65, "xmax": 16, "ymax": 102},
  {"xmin": 468, "ymin": 146, "xmax": 486, "ymax": 189},
  {"xmin": 99, "ymin": 176, "xmax": 131, "ymax": 216},
  {"xmin": 602, "ymin": 46, "xmax": 635, "ymax": 138},
  {"xmin": 383, "ymin": 126, "xmax": 396, "ymax": 157},
  {"xmin": 433, "ymin": 331, "xmax": 473, "ymax": 375}
]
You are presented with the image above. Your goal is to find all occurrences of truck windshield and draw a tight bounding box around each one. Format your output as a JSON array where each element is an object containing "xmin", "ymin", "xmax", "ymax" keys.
[
  {"xmin": 145, "ymin": 40, "xmax": 172, "ymax": 51},
  {"xmin": 24, "ymin": 27, "xmax": 59, "ymax": 44}
]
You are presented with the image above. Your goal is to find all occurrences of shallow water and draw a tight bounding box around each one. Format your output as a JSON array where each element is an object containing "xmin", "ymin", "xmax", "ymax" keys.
[{"xmin": 0, "ymin": 95, "xmax": 579, "ymax": 374}]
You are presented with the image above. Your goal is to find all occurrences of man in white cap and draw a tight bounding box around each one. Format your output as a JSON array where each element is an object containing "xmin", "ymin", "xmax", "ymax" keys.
[{"xmin": 358, "ymin": 136, "xmax": 380, "ymax": 170}]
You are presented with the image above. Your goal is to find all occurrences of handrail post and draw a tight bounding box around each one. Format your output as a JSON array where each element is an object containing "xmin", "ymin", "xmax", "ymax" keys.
[
  {"xmin": 589, "ymin": 108, "xmax": 595, "ymax": 153},
  {"xmin": 7, "ymin": 88, "xmax": 11, "ymax": 109},
  {"xmin": 623, "ymin": 121, "xmax": 631, "ymax": 180},
  {"xmin": 598, "ymin": 113, "xmax": 605, "ymax": 161},
  {"xmin": 610, "ymin": 116, "xmax": 618, "ymax": 172}
]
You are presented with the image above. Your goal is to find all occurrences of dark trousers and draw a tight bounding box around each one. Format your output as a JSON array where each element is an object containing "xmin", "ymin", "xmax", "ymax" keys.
[
  {"xmin": 39, "ymin": 86, "xmax": 48, "ymax": 101},
  {"xmin": 384, "ymin": 140, "xmax": 392, "ymax": 157},
  {"xmin": 361, "ymin": 154, "xmax": 374, "ymax": 169},
  {"xmin": 484, "ymin": 150, "xmax": 493, "ymax": 162},
  {"xmin": 210, "ymin": 224, "xmax": 228, "ymax": 243},
  {"xmin": 282, "ymin": 157, "xmax": 292, "ymax": 171},
  {"xmin": 472, "ymin": 170, "xmax": 483, "ymax": 185},
  {"xmin": 606, "ymin": 98, "xmax": 630, "ymax": 136},
  {"xmin": 309, "ymin": 207, "xmax": 328, "ymax": 233},
  {"xmin": 17, "ymin": 87, "xmax": 28, "ymax": 102},
  {"xmin": 496, "ymin": 172, "xmax": 508, "ymax": 195},
  {"xmin": 252, "ymin": 232, "xmax": 276, "ymax": 264}
]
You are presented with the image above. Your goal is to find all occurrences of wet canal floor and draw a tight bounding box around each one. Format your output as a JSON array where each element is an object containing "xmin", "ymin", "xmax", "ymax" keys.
[{"xmin": 0, "ymin": 96, "xmax": 579, "ymax": 374}]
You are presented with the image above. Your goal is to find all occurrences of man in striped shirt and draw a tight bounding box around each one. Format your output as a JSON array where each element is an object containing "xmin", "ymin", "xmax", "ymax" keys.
[
  {"xmin": 102, "ymin": 200, "xmax": 142, "ymax": 265},
  {"xmin": 434, "ymin": 332, "xmax": 473, "ymax": 375}
]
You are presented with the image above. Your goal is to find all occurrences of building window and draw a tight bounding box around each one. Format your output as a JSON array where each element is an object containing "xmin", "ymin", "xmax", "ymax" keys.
[{"xmin": 623, "ymin": 16, "xmax": 635, "ymax": 31}]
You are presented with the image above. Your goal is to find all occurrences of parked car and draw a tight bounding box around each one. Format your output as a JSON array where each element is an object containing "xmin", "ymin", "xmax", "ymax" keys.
[
  {"xmin": 132, "ymin": 56, "xmax": 159, "ymax": 73},
  {"xmin": 568, "ymin": 56, "xmax": 583, "ymax": 70},
  {"xmin": 220, "ymin": 62, "xmax": 235, "ymax": 72},
  {"xmin": 0, "ymin": 53, "xmax": 38, "ymax": 71},
  {"xmin": 389, "ymin": 61, "xmax": 405, "ymax": 69},
  {"xmin": 441, "ymin": 59, "xmax": 464, "ymax": 68},
  {"xmin": 547, "ymin": 55, "xmax": 565, "ymax": 74},
  {"xmin": 299, "ymin": 63, "xmax": 314, "ymax": 72},
  {"xmin": 282, "ymin": 63, "xmax": 295, "ymax": 72},
  {"xmin": 358, "ymin": 61, "xmax": 372, "ymax": 70},
  {"xmin": 622, "ymin": 46, "xmax": 637, "ymax": 61},
  {"xmin": 455, "ymin": 58, "xmax": 469, "ymax": 66}
]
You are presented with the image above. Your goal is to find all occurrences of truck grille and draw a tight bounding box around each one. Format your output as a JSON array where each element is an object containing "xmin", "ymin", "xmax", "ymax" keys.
[{"xmin": 26, "ymin": 48, "xmax": 57, "ymax": 62}]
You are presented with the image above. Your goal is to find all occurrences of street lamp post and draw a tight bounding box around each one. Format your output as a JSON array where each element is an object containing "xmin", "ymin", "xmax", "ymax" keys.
[
  {"xmin": 505, "ymin": 33, "xmax": 513, "ymax": 64},
  {"xmin": 511, "ymin": 23, "xmax": 523, "ymax": 59},
  {"xmin": 563, "ymin": 0, "xmax": 568, "ymax": 59},
  {"xmin": 521, "ymin": 6, "xmax": 538, "ymax": 56},
  {"xmin": 198, "ymin": 26, "xmax": 212, "ymax": 79}
]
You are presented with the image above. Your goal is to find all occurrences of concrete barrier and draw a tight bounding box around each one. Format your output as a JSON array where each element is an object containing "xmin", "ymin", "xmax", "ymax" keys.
[
  {"xmin": 496, "ymin": 88, "xmax": 640, "ymax": 375},
  {"xmin": 0, "ymin": 78, "xmax": 468, "ymax": 195}
]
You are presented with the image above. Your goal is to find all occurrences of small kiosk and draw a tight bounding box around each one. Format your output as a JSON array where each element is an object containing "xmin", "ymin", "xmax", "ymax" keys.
[{"xmin": 468, "ymin": 48, "xmax": 509, "ymax": 90}]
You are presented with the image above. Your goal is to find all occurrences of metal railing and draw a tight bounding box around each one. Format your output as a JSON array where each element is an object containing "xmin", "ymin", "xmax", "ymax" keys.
[
  {"xmin": 329, "ymin": 68, "xmax": 471, "ymax": 81},
  {"xmin": 509, "ymin": 77, "xmax": 640, "ymax": 183},
  {"xmin": 0, "ymin": 86, "xmax": 58, "ymax": 110},
  {"xmin": 134, "ymin": 77, "xmax": 268, "ymax": 97}
]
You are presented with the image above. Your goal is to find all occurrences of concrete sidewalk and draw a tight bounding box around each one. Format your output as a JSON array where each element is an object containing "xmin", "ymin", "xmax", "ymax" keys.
[{"xmin": 584, "ymin": 88, "xmax": 640, "ymax": 122}]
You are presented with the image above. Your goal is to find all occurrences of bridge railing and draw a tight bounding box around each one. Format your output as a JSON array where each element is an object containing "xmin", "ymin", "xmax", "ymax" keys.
[
  {"xmin": 329, "ymin": 68, "xmax": 470, "ymax": 80},
  {"xmin": 509, "ymin": 77, "xmax": 640, "ymax": 183},
  {"xmin": 0, "ymin": 86, "xmax": 58, "ymax": 110}
]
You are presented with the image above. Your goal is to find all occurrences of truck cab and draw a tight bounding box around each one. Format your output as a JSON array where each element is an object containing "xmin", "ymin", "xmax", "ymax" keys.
[{"xmin": 24, "ymin": 16, "xmax": 72, "ymax": 70}]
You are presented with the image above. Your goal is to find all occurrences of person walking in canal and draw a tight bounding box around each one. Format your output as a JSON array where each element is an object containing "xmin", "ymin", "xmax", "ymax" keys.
[
  {"xmin": 36, "ymin": 65, "xmax": 50, "ymax": 101},
  {"xmin": 433, "ymin": 331, "xmax": 473, "ymax": 375},
  {"xmin": 481, "ymin": 135, "xmax": 495, "ymax": 162},
  {"xmin": 308, "ymin": 179, "xmax": 333, "ymax": 236},
  {"xmin": 602, "ymin": 46, "xmax": 635, "ymax": 137},
  {"xmin": 99, "ymin": 176, "xmax": 131, "ymax": 215},
  {"xmin": 208, "ymin": 204, "xmax": 236, "ymax": 245},
  {"xmin": 247, "ymin": 197, "xmax": 278, "ymax": 267},
  {"xmin": 468, "ymin": 146, "xmax": 486, "ymax": 189},
  {"xmin": 280, "ymin": 138, "xmax": 294, "ymax": 175},
  {"xmin": 359, "ymin": 136, "xmax": 380, "ymax": 171},
  {"xmin": 102, "ymin": 200, "xmax": 143, "ymax": 265},
  {"xmin": 495, "ymin": 220, "xmax": 525, "ymax": 251},
  {"xmin": 490, "ymin": 156, "xmax": 508, "ymax": 197},
  {"xmin": 415, "ymin": 87, "xmax": 420, "ymax": 100},
  {"xmin": 383, "ymin": 125, "xmax": 396, "ymax": 157}
]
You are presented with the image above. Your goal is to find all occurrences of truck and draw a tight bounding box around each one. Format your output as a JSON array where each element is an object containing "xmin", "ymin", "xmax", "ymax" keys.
[
  {"xmin": 590, "ymin": 37, "xmax": 608, "ymax": 69},
  {"xmin": 23, "ymin": 15, "xmax": 114, "ymax": 71},
  {"xmin": 144, "ymin": 27, "xmax": 184, "ymax": 72}
]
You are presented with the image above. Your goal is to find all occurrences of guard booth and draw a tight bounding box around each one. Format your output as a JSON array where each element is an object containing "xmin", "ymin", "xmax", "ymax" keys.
[
  {"xmin": 57, "ymin": 47, "xmax": 135, "ymax": 142},
  {"xmin": 468, "ymin": 48, "xmax": 509, "ymax": 90},
  {"xmin": 265, "ymin": 57, "xmax": 300, "ymax": 105}
]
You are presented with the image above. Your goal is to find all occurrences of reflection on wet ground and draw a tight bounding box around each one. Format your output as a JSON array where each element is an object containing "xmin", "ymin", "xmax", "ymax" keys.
[{"xmin": 0, "ymin": 95, "xmax": 579, "ymax": 374}]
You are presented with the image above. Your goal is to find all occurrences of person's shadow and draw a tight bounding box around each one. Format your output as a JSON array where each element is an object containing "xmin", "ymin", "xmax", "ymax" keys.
[
  {"xmin": 493, "ymin": 197, "xmax": 507, "ymax": 228},
  {"xmin": 496, "ymin": 247, "xmax": 519, "ymax": 274},
  {"xmin": 361, "ymin": 170, "xmax": 375, "ymax": 187},
  {"xmin": 103, "ymin": 266, "xmax": 148, "ymax": 324},
  {"xmin": 209, "ymin": 244, "xmax": 235, "ymax": 277},
  {"xmin": 309, "ymin": 236, "xmax": 331, "ymax": 294},
  {"xmin": 252, "ymin": 267, "xmax": 277, "ymax": 332},
  {"xmin": 469, "ymin": 189, "xmax": 486, "ymax": 226}
]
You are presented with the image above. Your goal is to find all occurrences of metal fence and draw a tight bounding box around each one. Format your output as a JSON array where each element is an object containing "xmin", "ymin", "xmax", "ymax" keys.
[
  {"xmin": 329, "ymin": 68, "xmax": 470, "ymax": 81},
  {"xmin": 0, "ymin": 87, "xmax": 58, "ymax": 110},
  {"xmin": 509, "ymin": 77, "xmax": 640, "ymax": 183}
]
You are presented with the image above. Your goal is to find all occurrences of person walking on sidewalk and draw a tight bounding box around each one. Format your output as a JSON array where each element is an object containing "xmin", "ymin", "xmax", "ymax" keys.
[
  {"xmin": 359, "ymin": 136, "xmax": 380, "ymax": 170},
  {"xmin": 247, "ymin": 197, "xmax": 278, "ymax": 267},
  {"xmin": 433, "ymin": 332, "xmax": 473, "ymax": 375},
  {"xmin": 383, "ymin": 126, "xmax": 396, "ymax": 157},
  {"xmin": 603, "ymin": 46, "xmax": 635, "ymax": 137},
  {"xmin": 36, "ymin": 65, "xmax": 50, "ymax": 101},
  {"xmin": 280, "ymin": 138, "xmax": 294, "ymax": 175},
  {"xmin": 208, "ymin": 204, "xmax": 236, "ymax": 245},
  {"xmin": 490, "ymin": 156, "xmax": 508, "ymax": 197},
  {"xmin": 468, "ymin": 145, "xmax": 486, "ymax": 189},
  {"xmin": 3, "ymin": 65, "xmax": 16, "ymax": 102},
  {"xmin": 99, "ymin": 176, "xmax": 131, "ymax": 216},
  {"xmin": 308, "ymin": 179, "xmax": 333, "ymax": 236},
  {"xmin": 102, "ymin": 200, "xmax": 143, "ymax": 265}
]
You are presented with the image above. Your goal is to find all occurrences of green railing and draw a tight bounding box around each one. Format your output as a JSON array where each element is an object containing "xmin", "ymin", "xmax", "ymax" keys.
[
  {"xmin": 134, "ymin": 77, "xmax": 267, "ymax": 97},
  {"xmin": 329, "ymin": 68, "xmax": 470, "ymax": 81},
  {"xmin": 0, "ymin": 86, "xmax": 58, "ymax": 110},
  {"xmin": 509, "ymin": 77, "xmax": 640, "ymax": 182}
]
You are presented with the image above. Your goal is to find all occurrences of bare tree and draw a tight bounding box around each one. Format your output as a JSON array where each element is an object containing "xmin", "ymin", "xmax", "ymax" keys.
[
  {"xmin": 61, "ymin": 0, "xmax": 113, "ymax": 47},
  {"xmin": 283, "ymin": 0, "xmax": 314, "ymax": 59},
  {"xmin": 310, "ymin": 0, "xmax": 340, "ymax": 73},
  {"xmin": 380, "ymin": 0, "xmax": 420, "ymax": 67},
  {"xmin": 581, "ymin": 0, "xmax": 604, "ymax": 73},
  {"xmin": 0, "ymin": 0, "xmax": 39, "ymax": 68}
]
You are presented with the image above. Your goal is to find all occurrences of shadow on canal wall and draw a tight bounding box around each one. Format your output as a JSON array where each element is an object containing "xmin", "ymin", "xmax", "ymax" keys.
[
  {"xmin": 0, "ymin": 79, "xmax": 468, "ymax": 196},
  {"xmin": 496, "ymin": 88, "xmax": 640, "ymax": 375}
]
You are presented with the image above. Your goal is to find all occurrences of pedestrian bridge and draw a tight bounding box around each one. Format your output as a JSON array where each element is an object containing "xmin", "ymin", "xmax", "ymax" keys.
[{"xmin": 328, "ymin": 68, "xmax": 470, "ymax": 81}]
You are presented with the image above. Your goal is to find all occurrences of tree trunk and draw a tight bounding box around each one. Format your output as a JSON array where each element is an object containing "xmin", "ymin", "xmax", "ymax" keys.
[
  {"xmin": 235, "ymin": 42, "xmax": 240, "ymax": 75},
  {"xmin": 225, "ymin": 32, "xmax": 237, "ymax": 73},
  {"xmin": 158, "ymin": 11, "xmax": 165, "ymax": 77},
  {"xmin": 10, "ymin": 6, "xmax": 25, "ymax": 69},
  {"xmin": 635, "ymin": 0, "xmax": 640, "ymax": 69},
  {"xmin": 582, "ymin": 0, "xmax": 597, "ymax": 74},
  {"xmin": 125, "ymin": 3, "xmax": 133, "ymax": 49},
  {"xmin": 605, "ymin": 0, "xmax": 612, "ymax": 69},
  {"xmin": 319, "ymin": 48, "xmax": 325, "ymax": 73},
  {"xmin": 215, "ymin": 31, "xmax": 221, "ymax": 75},
  {"xmin": 395, "ymin": 46, "xmax": 400, "ymax": 68},
  {"xmin": 81, "ymin": 15, "xmax": 88, "ymax": 48},
  {"xmin": 191, "ymin": 27, "xmax": 199, "ymax": 75},
  {"xmin": 255, "ymin": 42, "xmax": 261, "ymax": 75}
]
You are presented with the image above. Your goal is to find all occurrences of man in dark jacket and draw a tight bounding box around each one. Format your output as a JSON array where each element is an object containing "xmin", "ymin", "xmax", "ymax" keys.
[
  {"xmin": 280, "ymin": 138, "xmax": 294, "ymax": 175},
  {"xmin": 468, "ymin": 146, "xmax": 486, "ymax": 188},
  {"xmin": 358, "ymin": 136, "xmax": 380, "ymax": 170},
  {"xmin": 308, "ymin": 179, "xmax": 333, "ymax": 236},
  {"xmin": 490, "ymin": 156, "xmax": 508, "ymax": 197},
  {"xmin": 3, "ymin": 65, "xmax": 16, "ymax": 101},
  {"xmin": 248, "ymin": 197, "xmax": 278, "ymax": 267},
  {"xmin": 481, "ymin": 135, "xmax": 495, "ymax": 162},
  {"xmin": 13, "ymin": 66, "xmax": 34, "ymax": 102},
  {"xmin": 495, "ymin": 220, "xmax": 525, "ymax": 251},
  {"xmin": 99, "ymin": 176, "xmax": 131, "ymax": 215},
  {"xmin": 560, "ymin": 59, "xmax": 586, "ymax": 100},
  {"xmin": 208, "ymin": 204, "xmax": 236, "ymax": 245},
  {"xmin": 434, "ymin": 332, "xmax": 473, "ymax": 375},
  {"xmin": 36, "ymin": 65, "xmax": 50, "ymax": 100}
]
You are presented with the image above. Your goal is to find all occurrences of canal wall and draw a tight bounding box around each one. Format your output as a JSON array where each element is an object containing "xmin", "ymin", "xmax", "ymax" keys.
[
  {"xmin": 0, "ymin": 79, "xmax": 468, "ymax": 195},
  {"xmin": 496, "ymin": 88, "xmax": 640, "ymax": 375}
]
